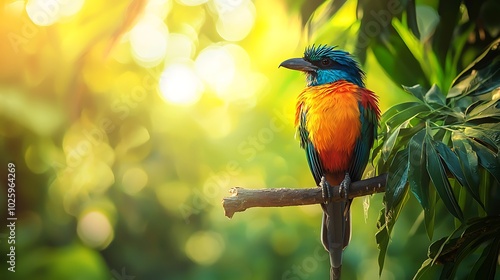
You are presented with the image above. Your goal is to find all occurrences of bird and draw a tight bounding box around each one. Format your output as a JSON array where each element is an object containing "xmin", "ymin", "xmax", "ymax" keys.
[{"xmin": 279, "ymin": 45, "xmax": 380, "ymax": 279}]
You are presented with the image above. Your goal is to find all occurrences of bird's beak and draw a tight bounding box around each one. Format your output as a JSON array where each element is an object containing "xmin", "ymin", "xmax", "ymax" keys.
[{"xmin": 279, "ymin": 58, "xmax": 318, "ymax": 72}]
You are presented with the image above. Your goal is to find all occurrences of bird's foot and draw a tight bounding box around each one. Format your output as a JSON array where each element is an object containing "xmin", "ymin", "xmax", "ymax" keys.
[
  {"xmin": 339, "ymin": 172, "xmax": 351, "ymax": 202},
  {"xmin": 320, "ymin": 176, "xmax": 333, "ymax": 204}
]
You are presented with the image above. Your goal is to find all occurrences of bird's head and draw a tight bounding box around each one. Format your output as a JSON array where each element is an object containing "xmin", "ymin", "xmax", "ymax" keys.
[{"xmin": 279, "ymin": 45, "xmax": 365, "ymax": 87}]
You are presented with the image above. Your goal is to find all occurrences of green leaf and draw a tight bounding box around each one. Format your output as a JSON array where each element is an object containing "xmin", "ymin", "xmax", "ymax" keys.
[
  {"xmin": 413, "ymin": 258, "xmax": 439, "ymax": 280},
  {"xmin": 464, "ymin": 99, "xmax": 485, "ymax": 117},
  {"xmin": 426, "ymin": 217, "xmax": 500, "ymax": 279},
  {"xmin": 457, "ymin": 180, "xmax": 470, "ymax": 220},
  {"xmin": 372, "ymin": 138, "xmax": 384, "ymax": 164},
  {"xmin": 449, "ymin": 38, "xmax": 500, "ymax": 98},
  {"xmin": 463, "ymin": 216, "xmax": 500, "ymax": 239},
  {"xmin": 464, "ymin": 127, "xmax": 499, "ymax": 152},
  {"xmin": 452, "ymin": 133, "xmax": 480, "ymax": 194},
  {"xmin": 393, "ymin": 18, "xmax": 444, "ymax": 88},
  {"xmin": 375, "ymin": 209, "xmax": 389, "ymax": 276},
  {"xmin": 402, "ymin": 84, "xmax": 426, "ymax": 101},
  {"xmin": 476, "ymin": 123, "xmax": 500, "ymax": 145},
  {"xmin": 376, "ymin": 187, "xmax": 410, "ymax": 276},
  {"xmin": 428, "ymin": 226, "xmax": 463, "ymax": 261},
  {"xmin": 303, "ymin": 0, "xmax": 348, "ymax": 39},
  {"xmin": 478, "ymin": 122, "xmax": 500, "ymax": 130},
  {"xmin": 371, "ymin": 39, "xmax": 428, "ymax": 88},
  {"xmin": 405, "ymin": 1, "xmax": 420, "ymax": 39},
  {"xmin": 385, "ymin": 103, "xmax": 429, "ymax": 128},
  {"xmin": 424, "ymin": 84, "xmax": 445, "ymax": 107},
  {"xmin": 447, "ymin": 24, "xmax": 474, "ymax": 89},
  {"xmin": 469, "ymin": 139, "xmax": 500, "ymax": 184},
  {"xmin": 439, "ymin": 231, "xmax": 494, "ymax": 279},
  {"xmin": 426, "ymin": 137, "xmax": 464, "ymax": 221},
  {"xmin": 432, "ymin": 0, "xmax": 461, "ymax": 70},
  {"xmin": 398, "ymin": 122, "xmax": 427, "ymax": 140},
  {"xmin": 304, "ymin": 0, "xmax": 355, "ymax": 46},
  {"xmin": 468, "ymin": 236, "xmax": 500, "ymax": 280},
  {"xmin": 434, "ymin": 141, "xmax": 484, "ymax": 209},
  {"xmin": 386, "ymin": 149, "xmax": 410, "ymax": 212},
  {"xmin": 380, "ymin": 102, "xmax": 422, "ymax": 126},
  {"xmin": 415, "ymin": 5, "xmax": 439, "ymax": 42},
  {"xmin": 466, "ymin": 99, "xmax": 500, "ymax": 121},
  {"xmin": 479, "ymin": 169, "xmax": 490, "ymax": 216},
  {"xmin": 408, "ymin": 130, "xmax": 428, "ymax": 206},
  {"xmin": 382, "ymin": 120, "xmax": 408, "ymax": 161},
  {"xmin": 407, "ymin": 129, "xmax": 434, "ymax": 238}
]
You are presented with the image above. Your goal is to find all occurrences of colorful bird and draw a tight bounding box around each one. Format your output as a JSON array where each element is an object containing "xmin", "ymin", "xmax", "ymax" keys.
[{"xmin": 280, "ymin": 45, "xmax": 380, "ymax": 279}]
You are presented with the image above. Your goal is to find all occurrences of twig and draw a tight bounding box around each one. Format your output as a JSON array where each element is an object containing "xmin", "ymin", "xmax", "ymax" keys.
[{"xmin": 222, "ymin": 174, "xmax": 387, "ymax": 218}]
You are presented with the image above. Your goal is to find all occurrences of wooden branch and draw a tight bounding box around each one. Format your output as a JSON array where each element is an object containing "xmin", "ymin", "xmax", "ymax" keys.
[{"xmin": 222, "ymin": 173, "xmax": 387, "ymax": 218}]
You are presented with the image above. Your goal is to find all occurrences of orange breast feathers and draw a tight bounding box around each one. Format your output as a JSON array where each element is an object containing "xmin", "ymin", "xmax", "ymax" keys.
[{"xmin": 295, "ymin": 81, "xmax": 365, "ymax": 172}]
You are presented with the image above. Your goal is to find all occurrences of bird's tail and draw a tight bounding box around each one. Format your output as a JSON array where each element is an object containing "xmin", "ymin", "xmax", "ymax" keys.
[{"xmin": 321, "ymin": 199, "xmax": 351, "ymax": 280}]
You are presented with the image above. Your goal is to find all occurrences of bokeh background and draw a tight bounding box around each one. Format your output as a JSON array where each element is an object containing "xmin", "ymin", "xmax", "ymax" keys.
[{"xmin": 0, "ymin": 0, "xmax": 493, "ymax": 279}]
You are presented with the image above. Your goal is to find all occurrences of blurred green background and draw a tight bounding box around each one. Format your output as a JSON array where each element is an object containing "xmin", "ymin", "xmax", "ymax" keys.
[{"xmin": 0, "ymin": 0, "xmax": 489, "ymax": 279}]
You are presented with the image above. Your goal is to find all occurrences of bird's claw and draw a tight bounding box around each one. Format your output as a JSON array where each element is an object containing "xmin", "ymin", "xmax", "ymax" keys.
[
  {"xmin": 320, "ymin": 176, "xmax": 332, "ymax": 204},
  {"xmin": 321, "ymin": 173, "xmax": 351, "ymax": 204},
  {"xmin": 339, "ymin": 172, "xmax": 351, "ymax": 201}
]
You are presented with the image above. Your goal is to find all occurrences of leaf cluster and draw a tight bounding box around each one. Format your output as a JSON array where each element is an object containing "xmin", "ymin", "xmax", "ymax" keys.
[{"xmin": 374, "ymin": 38, "xmax": 500, "ymax": 279}]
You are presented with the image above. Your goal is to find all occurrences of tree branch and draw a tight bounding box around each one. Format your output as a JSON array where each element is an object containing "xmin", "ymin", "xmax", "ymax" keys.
[{"xmin": 222, "ymin": 173, "xmax": 387, "ymax": 218}]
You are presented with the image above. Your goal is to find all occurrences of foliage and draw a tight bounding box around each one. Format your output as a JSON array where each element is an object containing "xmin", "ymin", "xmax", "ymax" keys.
[
  {"xmin": 304, "ymin": 0, "xmax": 500, "ymax": 278},
  {"xmin": 375, "ymin": 39, "xmax": 500, "ymax": 279}
]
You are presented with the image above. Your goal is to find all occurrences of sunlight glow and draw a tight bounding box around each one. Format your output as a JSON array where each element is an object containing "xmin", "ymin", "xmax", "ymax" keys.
[
  {"xmin": 179, "ymin": 0, "xmax": 208, "ymax": 6},
  {"xmin": 130, "ymin": 14, "xmax": 169, "ymax": 67},
  {"xmin": 159, "ymin": 62, "xmax": 204, "ymax": 105},
  {"xmin": 155, "ymin": 181, "xmax": 191, "ymax": 210},
  {"xmin": 214, "ymin": 0, "xmax": 255, "ymax": 41},
  {"xmin": 58, "ymin": 0, "xmax": 85, "ymax": 17},
  {"xmin": 195, "ymin": 45, "xmax": 235, "ymax": 94},
  {"xmin": 185, "ymin": 231, "xmax": 225, "ymax": 266},
  {"xmin": 145, "ymin": 0, "xmax": 172, "ymax": 19},
  {"xmin": 194, "ymin": 107, "xmax": 232, "ymax": 139},
  {"xmin": 164, "ymin": 33, "xmax": 195, "ymax": 62},
  {"xmin": 122, "ymin": 167, "xmax": 148, "ymax": 195},
  {"xmin": 77, "ymin": 211, "xmax": 114, "ymax": 249},
  {"xmin": 6, "ymin": 1, "xmax": 27, "ymax": 15},
  {"xmin": 194, "ymin": 44, "xmax": 266, "ymax": 103},
  {"xmin": 25, "ymin": 143, "xmax": 50, "ymax": 174},
  {"xmin": 26, "ymin": 0, "xmax": 84, "ymax": 26}
]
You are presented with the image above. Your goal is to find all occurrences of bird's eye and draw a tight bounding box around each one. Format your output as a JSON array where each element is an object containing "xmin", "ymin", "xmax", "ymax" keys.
[{"xmin": 321, "ymin": 58, "xmax": 332, "ymax": 66}]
